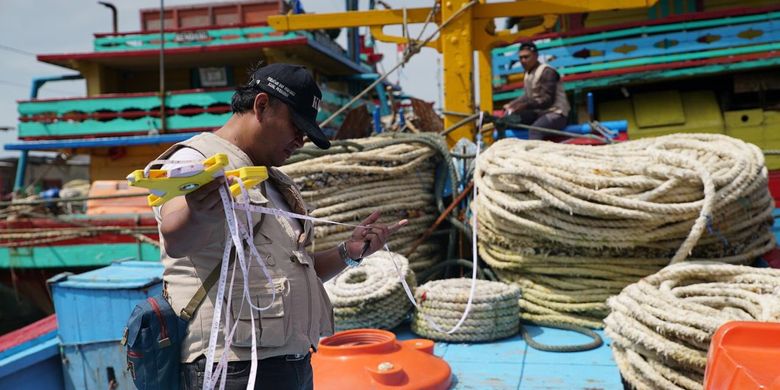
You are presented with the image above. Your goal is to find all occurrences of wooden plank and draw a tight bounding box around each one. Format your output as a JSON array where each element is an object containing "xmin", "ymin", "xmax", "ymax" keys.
[
  {"xmin": 0, "ymin": 243, "xmax": 159, "ymax": 269},
  {"xmin": 494, "ymin": 17, "xmax": 780, "ymax": 77},
  {"xmin": 394, "ymin": 324, "xmax": 622, "ymax": 389},
  {"xmin": 492, "ymin": 10, "xmax": 780, "ymax": 56}
]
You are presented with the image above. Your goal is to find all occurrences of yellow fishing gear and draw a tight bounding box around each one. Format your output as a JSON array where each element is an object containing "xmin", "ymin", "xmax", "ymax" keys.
[{"xmin": 126, "ymin": 153, "xmax": 268, "ymax": 206}]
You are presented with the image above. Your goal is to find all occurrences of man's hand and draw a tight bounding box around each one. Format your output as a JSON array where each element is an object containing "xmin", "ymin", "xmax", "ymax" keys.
[
  {"xmin": 345, "ymin": 211, "xmax": 408, "ymax": 259},
  {"xmin": 503, "ymin": 99, "xmax": 526, "ymax": 115},
  {"xmin": 159, "ymin": 175, "xmax": 230, "ymax": 258},
  {"xmin": 183, "ymin": 176, "xmax": 228, "ymax": 223}
]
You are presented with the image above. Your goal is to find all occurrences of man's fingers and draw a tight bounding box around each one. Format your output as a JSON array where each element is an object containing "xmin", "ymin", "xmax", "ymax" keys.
[
  {"xmin": 360, "ymin": 211, "xmax": 381, "ymax": 226},
  {"xmin": 388, "ymin": 219, "xmax": 408, "ymax": 234},
  {"xmin": 189, "ymin": 177, "xmax": 224, "ymax": 202}
]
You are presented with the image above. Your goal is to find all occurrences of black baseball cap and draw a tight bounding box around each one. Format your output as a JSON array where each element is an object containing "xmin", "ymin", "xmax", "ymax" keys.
[
  {"xmin": 519, "ymin": 42, "xmax": 538, "ymax": 52},
  {"xmin": 251, "ymin": 63, "xmax": 330, "ymax": 149}
]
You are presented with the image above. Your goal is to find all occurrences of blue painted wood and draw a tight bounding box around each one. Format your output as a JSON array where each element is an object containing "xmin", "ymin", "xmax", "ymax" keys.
[
  {"xmin": 494, "ymin": 18, "xmax": 780, "ymax": 78},
  {"xmin": 50, "ymin": 261, "xmax": 163, "ymax": 345},
  {"xmin": 395, "ymin": 324, "xmax": 623, "ymax": 389},
  {"xmin": 62, "ymin": 341, "xmax": 134, "ymax": 390},
  {"xmin": 0, "ymin": 338, "xmax": 64, "ymax": 390}
]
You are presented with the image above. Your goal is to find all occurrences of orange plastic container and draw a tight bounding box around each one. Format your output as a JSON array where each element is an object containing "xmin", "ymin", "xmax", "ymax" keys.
[
  {"xmin": 86, "ymin": 180, "xmax": 151, "ymax": 215},
  {"xmin": 312, "ymin": 329, "xmax": 452, "ymax": 389},
  {"xmin": 704, "ymin": 321, "xmax": 780, "ymax": 390}
]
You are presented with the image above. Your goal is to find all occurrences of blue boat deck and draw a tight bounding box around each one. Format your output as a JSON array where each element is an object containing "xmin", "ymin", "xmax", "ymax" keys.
[{"xmin": 395, "ymin": 324, "xmax": 621, "ymax": 390}]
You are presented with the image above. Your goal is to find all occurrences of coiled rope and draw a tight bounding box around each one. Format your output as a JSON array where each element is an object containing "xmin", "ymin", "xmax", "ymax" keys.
[
  {"xmin": 411, "ymin": 278, "xmax": 521, "ymax": 342},
  {"xmin": 281, "ymin": 133, "xmax": 455, "ymax": 274},
  {"xmin": 604, "ymin": 262, "xmax": 780, "ymax": 390},
  {"xmin": 324, "ymin": 250, "xmax": 416, "ymax": 331},
  {"xmin": 476, "ymin": 134, "xmax": 775, "ymax": 329}
]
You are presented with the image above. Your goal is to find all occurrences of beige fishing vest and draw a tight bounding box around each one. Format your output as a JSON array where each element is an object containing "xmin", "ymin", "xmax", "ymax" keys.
[
  {"xmin": 154, "ymin": 132, "xmax": 334, "ymax": 363},
  {"xmin": 523, "ymin": 63, "xmax": 570, "ymax": 117}
]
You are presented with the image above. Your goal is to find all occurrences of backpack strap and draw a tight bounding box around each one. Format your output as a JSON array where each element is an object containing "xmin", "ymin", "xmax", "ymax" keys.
[{"xmin": 179, "ymin": 246, "xmax": 236, "ymax": 321}]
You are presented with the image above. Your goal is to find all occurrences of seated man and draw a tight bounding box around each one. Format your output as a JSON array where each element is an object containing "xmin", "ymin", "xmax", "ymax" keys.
[{"xmin": 502, "ymin": 42, "xmax": 571, "ymax": 140}]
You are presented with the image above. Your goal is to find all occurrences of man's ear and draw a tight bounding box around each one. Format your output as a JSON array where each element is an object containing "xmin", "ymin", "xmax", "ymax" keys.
[{"xmin": 253, "ymin": 92, "xmax": 270, "ymax": 123}]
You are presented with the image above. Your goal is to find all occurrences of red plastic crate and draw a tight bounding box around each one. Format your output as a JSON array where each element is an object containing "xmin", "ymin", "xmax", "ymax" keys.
[
  {"xmin": 768, "ymin": 170, "xmax": 780, "ymax": 207},
  {"xmin": 704, "ymin": 321, "xmax": 780, "ymax": 389}
]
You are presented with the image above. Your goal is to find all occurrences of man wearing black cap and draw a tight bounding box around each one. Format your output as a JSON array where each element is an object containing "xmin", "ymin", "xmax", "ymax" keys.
[
  {"xmin": 153, "ymin": 63, "xmax": 406, "ymax": 389},
  {"xmin": 503, "ymin": 42, "xmax": 571, "ymax": 139}
]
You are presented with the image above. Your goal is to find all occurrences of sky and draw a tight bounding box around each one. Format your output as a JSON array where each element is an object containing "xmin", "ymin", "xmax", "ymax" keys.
[{"xmin": 0, "ymin": 0, "xmax": 448, "ymax": 158}]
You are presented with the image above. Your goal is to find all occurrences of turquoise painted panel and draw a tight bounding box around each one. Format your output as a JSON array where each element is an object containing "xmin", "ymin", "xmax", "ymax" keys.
[
  {"xmin": 561, "ymin": 42, "xmax": 780, "ymax": 75},
  {"xmin": 18, "ymin": 95, "xmax": 161, "ymax": 116},
  {"xmin": 545, "ymin": 24, "xmax": 780, "ymax": 73},
  {"xmin": 19, "ymin": 90, "xmax": 233, "ymax": 117},
  {"xmin": 494, "ymin": 18, "xmax": 780, "ymax": 78},
  {"xmin": 94, "ymin": 26, "xmax": 304, "ymax": 52},
  {"xmin": 165, "ymin": 112, "xmax": 231, "ymax": 129},
  {"xmin": 0, "ymin": 242, "xmax": 159, "ymax": 269},
  {"xmin": 166, "ymin": 90, "xmax": 234, "ymax": 108},
  {"xmin": 492, "ymin": 11, "xmax": 779, "ymax": 55},
  {"xmin": 19, "ymin": 118, "xmax": 157, "ymax": 137},
  {"xmin": 18, "ymin": 87, "xmax": 364, "ymax": 138}
]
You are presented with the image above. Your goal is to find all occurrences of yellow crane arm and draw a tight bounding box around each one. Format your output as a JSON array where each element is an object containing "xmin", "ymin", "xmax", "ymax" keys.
[{"xmin": 269, "ymin": 7, "xmax": 435, "ymax": 31}]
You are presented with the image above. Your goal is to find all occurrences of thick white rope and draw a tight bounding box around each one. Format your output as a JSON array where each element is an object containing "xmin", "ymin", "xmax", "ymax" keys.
[
  {"xmin": 476, "ymin": 134, "xmax": 775, "ymax": 329},
  {"xmin": 605, "ymin": 262, "xmax": 780, "ymax": 390}
]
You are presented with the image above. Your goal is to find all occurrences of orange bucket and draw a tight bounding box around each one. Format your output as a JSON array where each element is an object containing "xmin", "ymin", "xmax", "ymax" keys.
[
  {"xmin": 312, "ymin": 329, "xmax": 451, "ymax": 389},
  {"xmin": 704, "ymin": 321, "xmax": 780, "ymax": 390},
  {"xmin": 86, "ymin": 180, "xmax": 151, "ymax": 215}
]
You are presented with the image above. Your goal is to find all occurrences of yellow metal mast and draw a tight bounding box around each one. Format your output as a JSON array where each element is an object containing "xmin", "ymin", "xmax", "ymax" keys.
[{"xmin": 269, "ymin": 0, "xmax": 657, "ymax": 146}]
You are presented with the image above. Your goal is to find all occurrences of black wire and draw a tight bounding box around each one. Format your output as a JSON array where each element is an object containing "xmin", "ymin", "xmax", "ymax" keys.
[
  {"xmin": 0, "ymin": 79, "xmax": 83, "ymax": 96},
  {"xmin": 0, "ymin": 43, "xmax": 36, "ymax": 57}
]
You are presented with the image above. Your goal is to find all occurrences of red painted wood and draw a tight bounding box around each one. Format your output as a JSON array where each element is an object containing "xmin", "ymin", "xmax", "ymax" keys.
[
  {"xmin": 18, "ymin": 87, "xmax": 233, "ymax": 104},
  {"xmin": 93, "ymin": 21, "xmax": 271, "ymax": 38},
  {"xmin": 0, "ymin": 216, "xmax": 158, "ymax": 229},
  {"xmin": 0, "ymin": 315, "xmax": 57, "ymax": 353},
  {"xmin": 37, "ymin": 37, "xmax": 308, "ymax": 64}
]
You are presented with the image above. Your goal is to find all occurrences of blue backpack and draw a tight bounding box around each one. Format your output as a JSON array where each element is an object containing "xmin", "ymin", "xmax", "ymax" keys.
[{"xmin": 122, "ymin": 262, "xmax": 224, "ymax": 390}]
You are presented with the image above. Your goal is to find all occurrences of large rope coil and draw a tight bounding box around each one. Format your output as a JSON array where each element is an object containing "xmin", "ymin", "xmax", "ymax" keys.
[
  {"xmin": 475, "ymin": 134, "xmax": 775, "ymax": 329},
  {"xmin": 411, "ymin": 278, "xmax": 521, "ymax": 342},
  {"xmin": 324, "ymin": 251, "xmax": 416, "ymax": 331},
  {"xmin": 604, "ymin": 262, "xmax": 780, "ymax": 390},
  {"xmin": 281, "ymin": 133, "xmax": 453, "ymax": 274}
]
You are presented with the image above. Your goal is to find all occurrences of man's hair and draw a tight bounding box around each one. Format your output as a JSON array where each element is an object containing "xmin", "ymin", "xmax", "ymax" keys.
[
  {"xmin": 231, "ymin": 61, "xmax": 281, "ymax": 114},
  {"xmin": 519, "ymin": 42, "xmax": 538, "ymax": 53}
]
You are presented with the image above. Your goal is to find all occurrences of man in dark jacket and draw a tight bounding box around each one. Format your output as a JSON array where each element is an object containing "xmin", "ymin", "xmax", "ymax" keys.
[{"xmin": 502, "ymin": 42, "xmax": 570, "ymax": 140}]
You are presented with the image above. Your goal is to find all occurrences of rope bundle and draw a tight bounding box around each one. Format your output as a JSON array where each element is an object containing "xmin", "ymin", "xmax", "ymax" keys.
[
  {"xmin": 411, "ymin": 278, "xmax": 521, "ymax": 342},
  {"xmin": 324, "ymin": 251, "xmax": 416, "ymax": 331},
  {"xmin": 604, "ymin": 262, "xmax": 780, "ymax": 390},
  {"xmin": 281, "ymin": 133, "xmax": 451, "ymax": 274},
  {"xmin": 475, "ymin": 134, "xmax": 775, "ymax": 329}
]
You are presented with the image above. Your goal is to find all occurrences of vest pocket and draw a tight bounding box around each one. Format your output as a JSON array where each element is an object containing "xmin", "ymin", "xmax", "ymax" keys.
[{"xmin": 229, "ymin": 277, "xmax": 289, "ymax": 348}]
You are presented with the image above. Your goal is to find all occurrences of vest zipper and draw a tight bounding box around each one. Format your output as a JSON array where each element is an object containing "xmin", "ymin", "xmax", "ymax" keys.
[
  {"xmin": 304, "ymin": 269, "xmax": 313, "ymax": 343},
  {"xmin": 147, "ymin": 297, "xmax": 171, "ymax": 347}
]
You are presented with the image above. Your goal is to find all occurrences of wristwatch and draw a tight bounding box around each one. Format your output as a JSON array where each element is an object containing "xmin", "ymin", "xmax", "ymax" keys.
[{"xmin": 338, "ymin": 241, "xmax": 362, "ymax": 268}]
